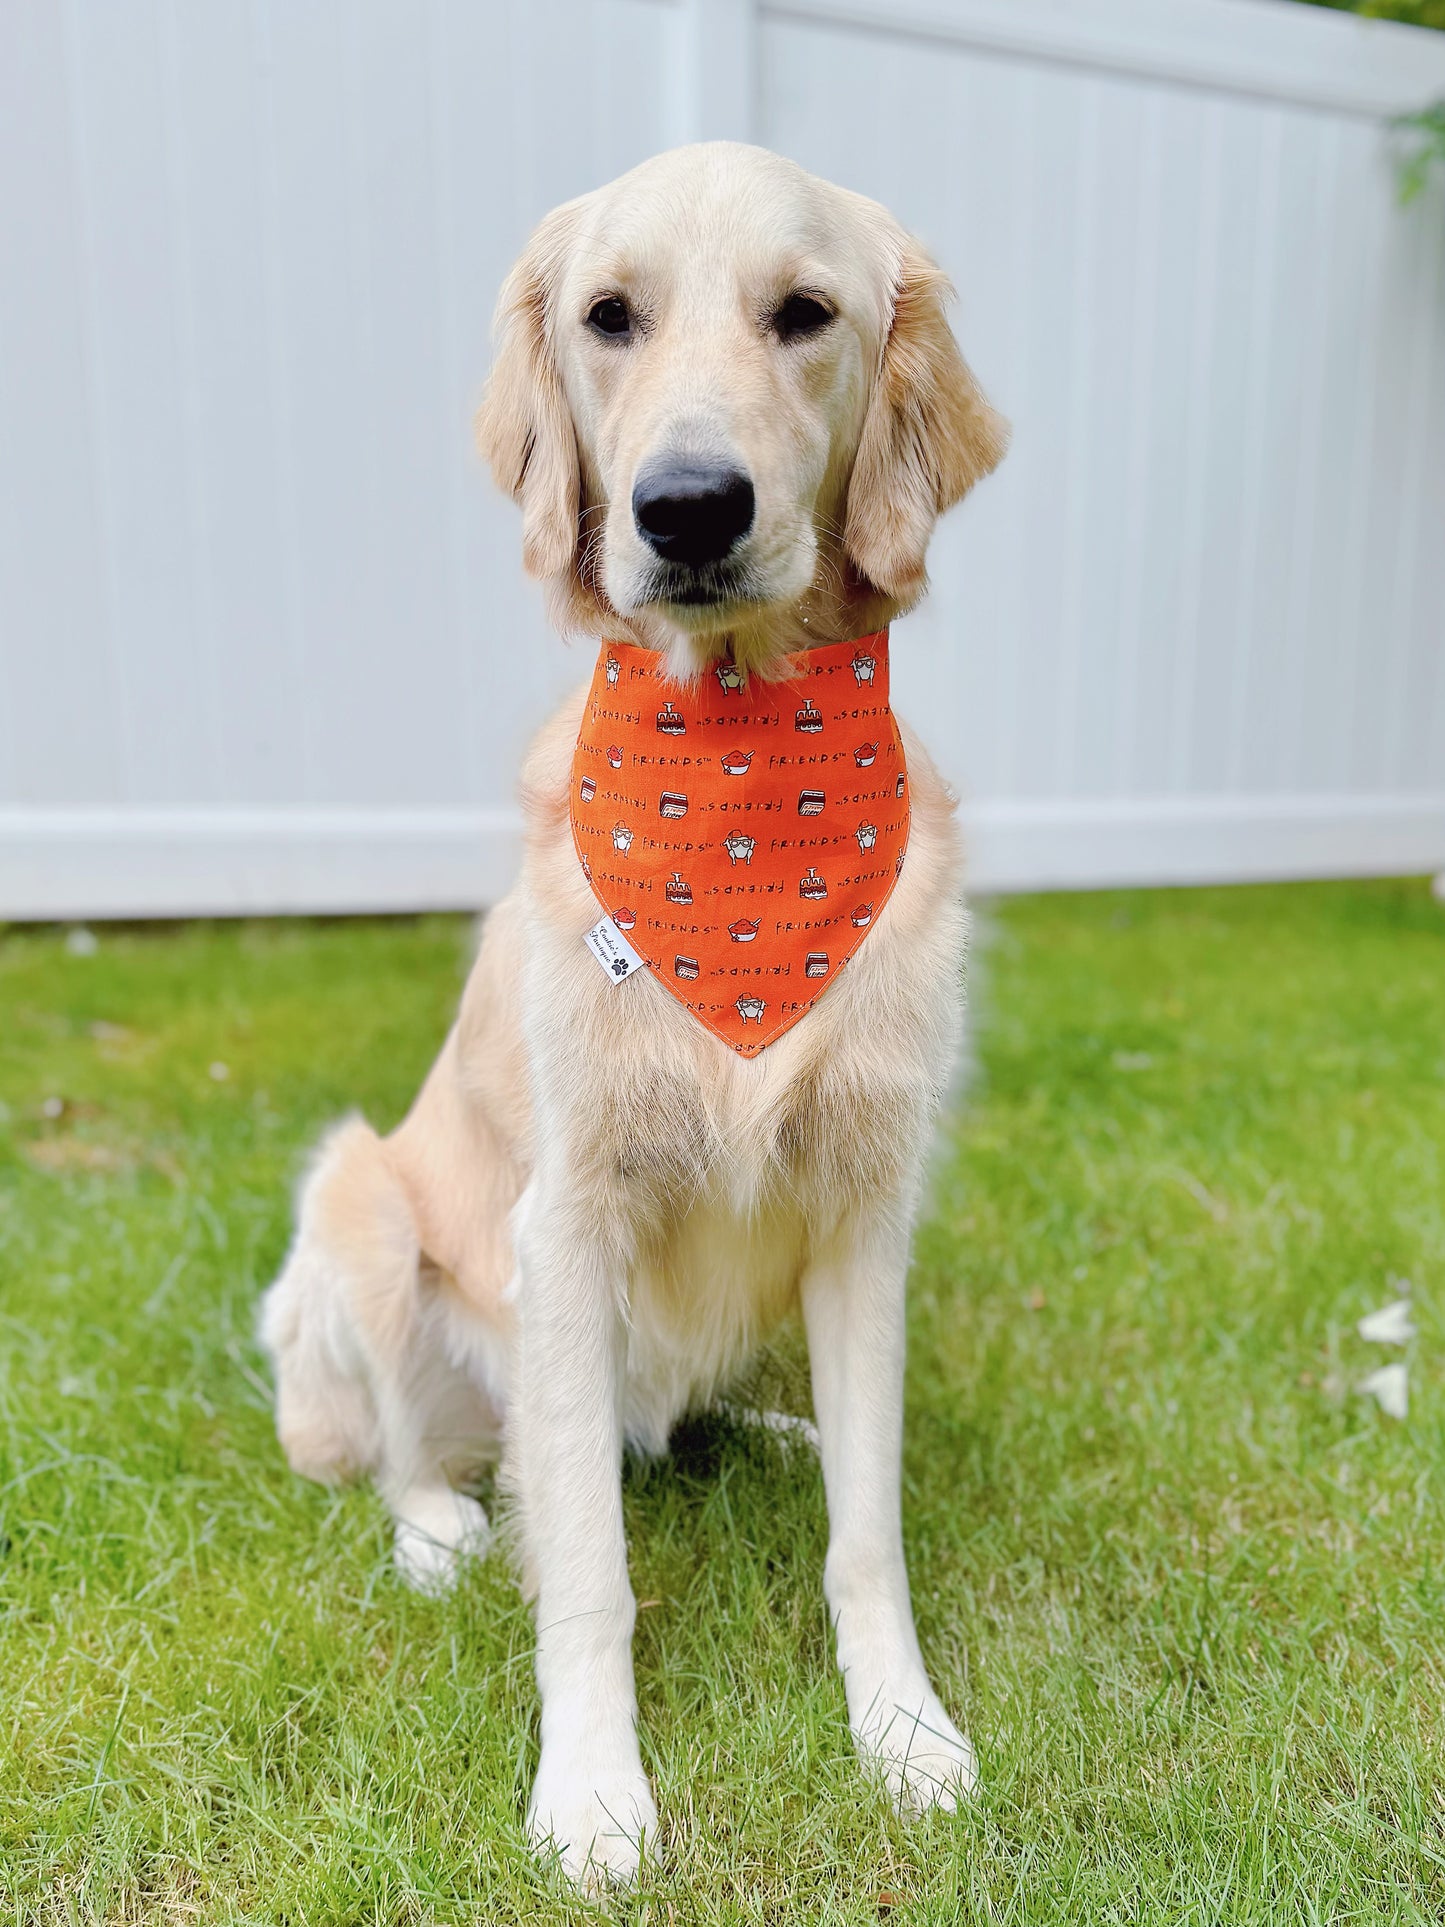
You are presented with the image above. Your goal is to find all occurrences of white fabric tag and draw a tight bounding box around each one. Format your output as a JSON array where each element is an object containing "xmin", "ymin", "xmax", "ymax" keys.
[{"xmin": 584, "ymin": 915, "xmax": 645, "ymax": 984}]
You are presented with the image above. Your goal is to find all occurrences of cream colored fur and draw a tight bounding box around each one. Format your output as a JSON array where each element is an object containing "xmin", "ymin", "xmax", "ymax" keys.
[{"xmin": 260, "ymin": 142, "xmax": 1006, "ymax": 1889}]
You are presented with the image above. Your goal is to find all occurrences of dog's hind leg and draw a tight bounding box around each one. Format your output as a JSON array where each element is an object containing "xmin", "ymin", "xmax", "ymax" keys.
[
  {"xmin": 260, "ymin": 1115, "xmax": 495, "ymax": 1593},
  {"xmin": 259, "ymin": 1116, "xmax": 392, "ymax": 1486}
]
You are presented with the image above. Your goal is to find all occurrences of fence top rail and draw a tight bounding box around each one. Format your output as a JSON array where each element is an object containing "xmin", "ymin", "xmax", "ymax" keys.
[{"xmin": 767, "ymin": 0, "xmax": 1445, "ymax": 117}]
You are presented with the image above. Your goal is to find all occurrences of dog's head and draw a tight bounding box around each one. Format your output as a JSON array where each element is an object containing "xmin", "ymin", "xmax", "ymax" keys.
[{"xmin": 478, "ymin": 143, "xmax": 1006, "ymax": 669}]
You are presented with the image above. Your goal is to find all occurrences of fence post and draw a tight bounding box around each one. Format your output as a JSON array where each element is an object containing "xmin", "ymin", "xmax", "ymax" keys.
[{"xmin": 680, "ymin": 0, "xmax": 757, "ymax": 144}]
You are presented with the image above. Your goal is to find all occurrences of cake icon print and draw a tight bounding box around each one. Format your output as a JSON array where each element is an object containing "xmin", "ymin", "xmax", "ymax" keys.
[
  {"xmin": 799, "ymin": 866, "xmax": 827, "ymax": 900},
  {"xmin": 664, "ymin": 871, "xmax": 693, "ymax": 905},
  {"xmin": 656, "ymin": 701, "xmax": 685, "ymax": 736},
  {"xmin": 795, "ymin": 698, "xmax": 823, "ymax": 734}
]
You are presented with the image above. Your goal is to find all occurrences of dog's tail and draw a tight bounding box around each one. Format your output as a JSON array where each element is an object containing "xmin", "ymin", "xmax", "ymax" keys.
[{"xmin": 258, "ymin": 1115, "xmax": 420, "ymax": 1484}]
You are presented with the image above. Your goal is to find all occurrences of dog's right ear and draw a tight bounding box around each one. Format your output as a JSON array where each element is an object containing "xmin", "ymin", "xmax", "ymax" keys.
[{"xmin": 476, "ymin": 204, "xmax": 582, "ymax": 582}]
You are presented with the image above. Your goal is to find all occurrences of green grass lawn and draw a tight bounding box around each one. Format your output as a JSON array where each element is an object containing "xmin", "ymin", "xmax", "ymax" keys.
[{"xmin": 1, "ymin": 880, "xmax": 1443, "ymax": 1925}]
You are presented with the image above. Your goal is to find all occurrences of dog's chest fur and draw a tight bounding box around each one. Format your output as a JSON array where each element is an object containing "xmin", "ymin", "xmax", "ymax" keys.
[{"xmin": 503, "ymin": 707, "xmax": 967, "ymax": 1441}]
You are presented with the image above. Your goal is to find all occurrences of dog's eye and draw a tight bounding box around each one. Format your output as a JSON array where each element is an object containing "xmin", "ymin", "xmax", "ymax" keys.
[
  {"xmin": 772, "ymin": 293, "xmax": 834, "ymax": 342},
  {"xmin": 587, "ymin": 296, "xmax": 632, "ymax": 339}
]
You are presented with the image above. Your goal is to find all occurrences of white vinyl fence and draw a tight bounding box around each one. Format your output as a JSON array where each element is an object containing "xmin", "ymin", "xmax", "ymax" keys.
[{"xmin": 1, "ymin": 0, "xmax": 1444, "ymax": 918}]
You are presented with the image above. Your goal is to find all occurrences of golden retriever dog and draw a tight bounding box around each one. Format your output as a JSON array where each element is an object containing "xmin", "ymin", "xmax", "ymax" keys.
[{"xmin": 260, "ymin": 141, "xmax": 1006, "ymax": 1886}]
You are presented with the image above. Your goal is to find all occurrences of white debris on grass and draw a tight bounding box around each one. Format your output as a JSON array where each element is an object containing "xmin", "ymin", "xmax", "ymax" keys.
[
  {"xmin": 1357, "ymin": 1300, "xmax": 1417, "ymax": 1346},
  {"xmin": 715, "ymin": 1401, "xmax": 822, "ymax": 1456},
  {"xmin": 1358, "ymin": 1362, "xmax": 1409, "ymax": 1420},
  {"xmin": 65, "ymin": 926, "xmax": 98, "ymax": 957}
]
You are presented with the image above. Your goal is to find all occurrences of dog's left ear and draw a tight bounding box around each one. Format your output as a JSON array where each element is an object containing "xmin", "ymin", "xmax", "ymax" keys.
[
  {"xmin": 844, "ymin": 240, "xmax": 1009, "ymax": 603},
  {"xmin": 475, "ymin": 203, "xmax": 582, "ymax": 582}
]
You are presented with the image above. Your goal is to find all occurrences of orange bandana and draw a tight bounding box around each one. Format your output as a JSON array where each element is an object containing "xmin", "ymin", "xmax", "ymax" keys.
[{"xmin": 571, "ymin": 631, "xmax": 910, "ymax": 1056}]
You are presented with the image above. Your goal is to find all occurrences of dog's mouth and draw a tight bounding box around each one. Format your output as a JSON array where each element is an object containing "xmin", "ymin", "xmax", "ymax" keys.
[{"xmin": 637, "ymin": 563, "xmax": 761, "ymax": 615}]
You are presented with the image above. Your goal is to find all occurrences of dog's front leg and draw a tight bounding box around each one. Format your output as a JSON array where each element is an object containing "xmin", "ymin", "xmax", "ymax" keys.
[
  {"xmin": 802, "ymin": 1206, "xmax": 977, "ymax": 1811},
  {"xmin": 514, "ymin": 1183, "xmax": 656, "ymax": 1887}
]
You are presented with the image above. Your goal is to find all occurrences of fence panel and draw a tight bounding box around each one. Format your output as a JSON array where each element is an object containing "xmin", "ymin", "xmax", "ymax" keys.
[{"xmin": 1, "ymin": 0, "xmax": 1442, "ymax": 914}]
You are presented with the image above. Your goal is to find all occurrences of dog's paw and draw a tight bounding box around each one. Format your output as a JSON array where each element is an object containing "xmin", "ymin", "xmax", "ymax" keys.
[
  {"xmin": 527, "ymin": 1754, "xmax": 658, "ymax": 1890},
  {"xmin": 853, "ymin": 1683, "xmax": 977, "ymax": 1814},
  {"xmin": 392, "ymin": 1489, "xmax": 490, "ymax": 1595}
]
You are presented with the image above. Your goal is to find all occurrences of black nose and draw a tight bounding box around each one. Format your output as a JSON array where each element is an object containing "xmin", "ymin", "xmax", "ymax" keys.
[{"xmin": 632, "ymin": 464, "xmax": 755, "ymax": 569}]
